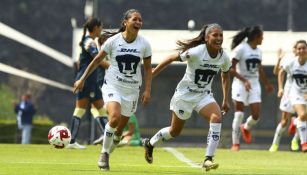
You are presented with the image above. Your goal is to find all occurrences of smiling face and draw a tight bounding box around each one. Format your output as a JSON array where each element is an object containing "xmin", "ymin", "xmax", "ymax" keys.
[
  {"xmin": 296, "ymin": 42, "xmax": 307, "ymax": 58},
  {"xmin": 124, "ymin": 12, "xmax": 142, "ymax": 34},
  {"xmin": 205, "ymin": 27, "xmax": 223, "ymax": 51}
]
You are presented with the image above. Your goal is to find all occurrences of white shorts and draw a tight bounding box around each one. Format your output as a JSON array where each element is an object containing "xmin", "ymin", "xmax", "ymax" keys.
[
  {"xmin": 290, "ymin": 93, "xmax": 307, "ymax": 106},
  {"xmin": 170, "ymin": 93, "xmax": 216, "ymax": 120},
  {"xmin": 101, "ymin": 83, "xmax": 139, "ymax": 117},
  {"xmin": 279, "ymin": 94, "xmax": 295, "ymax": 113},
  {"xmin": 231, "ymin": 79, "xmax": 261, "ymax": 106}
]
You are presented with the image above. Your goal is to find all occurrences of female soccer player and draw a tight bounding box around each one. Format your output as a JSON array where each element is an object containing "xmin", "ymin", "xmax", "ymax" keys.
[
  {"xmin": 269, "ymin": 42, "xmax": 301, "ymax": 152},
  {"xmin": 278, "ymin": 40, "xmax": 307, "ymax": 152},
  {"xmin": 73, "ymin": 9, "xmax": 152, "ymax": 171},
  {"xmin": 67, "ymin": 17, "xmax": 108, "ymax": 149},
  {"xmin": 142, "ymin": 23, "xmax": 231, "ymax": 171},
  {"xmin": 230, "ymin": 26, "xmax": 273, "ymax": 151}
]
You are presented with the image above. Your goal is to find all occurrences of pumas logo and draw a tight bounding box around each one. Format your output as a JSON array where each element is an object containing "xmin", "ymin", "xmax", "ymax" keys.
[
  {"xmin": 212, "ymin": 135, "xmax": 220, "ymax": 141},
  {"xmin": 116, "ymin": 54, "xmax": 141, "ymax": 77},
  {"xmin": 106, "ymin": 131, "xmax": 113, "ymax": 137},
  {"xmin": 179, "ymin": 110, "xmax": 184, "ymax": 115},
  {"xmin": 108, "ymin": 93, "xmax": 113, "ymax": 97}
]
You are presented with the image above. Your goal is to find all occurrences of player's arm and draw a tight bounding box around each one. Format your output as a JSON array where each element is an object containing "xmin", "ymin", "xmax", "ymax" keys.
[
  {"xmin": 100, "ymin": 60, "xmax": 110, "ymax": 69},
  {"xmin": 277, "ymin": 68, "xmax": 286, "ymax": 98},
  {"xmin": 221, "ymin": 70, "xmax": 230, "ymax": 114},
  {"xmin": 152, "ymin": 53, "xmax": 180, "ymax": 77},
  {"xmin": 141, "ymin": 56, "xmax": 152, "ymax": 105},
  {"xmin": 273, "ymin": 49, "xmax": 285, "ymax": 75},
  {"xmin": 259, "ymin": 64, "xmax": 274, "ymax": 93},
  {"xmin": 73, "ymin": 51, "xmax": 107, "ymax": 93},
  {"xmin": 230, "ymin": 59, "xmax": 251, "ymax": 91}
]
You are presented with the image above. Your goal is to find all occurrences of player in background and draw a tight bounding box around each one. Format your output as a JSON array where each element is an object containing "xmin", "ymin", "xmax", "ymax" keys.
[
  {"xmin": 117, "ymin": 114, "xmax": 142, "ymax": 146},
  {"xmin": 278, "ymin": 40, "xmax": 307, "ymax": 152},
  {"xmin": 230, "ymin": 26, "xmax": 274, "ymax": 151},
  {"xmin": 92, "ymin": 33, "xmax": 112, "ymax": 145},
  {"xmin": 142, "ymin": 23, "xmax": 231, "ymax": 171},
  {"xmin": 67, "ymin": 18, "xmax": 108, "ymax": 149},
  {"xmin": 269, "ymin": 42, "xmax": 301, "ymax": 152},
  {"xmin": 73, "ymin": 9, "xmax": 152, "ymax": 171}
]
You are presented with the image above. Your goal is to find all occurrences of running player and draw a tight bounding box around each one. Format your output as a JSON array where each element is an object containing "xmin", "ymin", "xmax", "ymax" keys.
[
  {"xmin": 73, "ymin": 9, "xmax": 152, "ymax": 171},
  {"xmin": 230, "ymin": 26, "xmax": 274, "ymax": 151},
  {"xmin": 142, "ymin": 23, "xmax": 231, "ymax": 171},
  {"xmin": 269, "ymin": 42, "xmax": 301, "ymax": 152},
  {"xmin": 67, "ymin": 17, "xmax": 108, "ymax": 149},
  {"xmin": 278, "ymin": 40, "xmax": 307, "ymax": 152}
]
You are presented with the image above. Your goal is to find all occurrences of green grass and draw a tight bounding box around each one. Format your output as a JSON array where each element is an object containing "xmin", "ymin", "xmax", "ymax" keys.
[{"xmin": 0, "ymin": 144, "xmax": 306, "ymax": 175}]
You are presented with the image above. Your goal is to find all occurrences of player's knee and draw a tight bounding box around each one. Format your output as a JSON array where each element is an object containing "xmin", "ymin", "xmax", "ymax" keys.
[
  {"xmin": 73, "ymin": 108, "xmax": 86, "ymax": 118},
  {"xmin": 109, "ymin": 113, "xmax": 121, "ymax": 126},
  {"xmin": 210, "ymin": 113, "xmax": 221, "ymax": 123},
  {"xmin": 280, "ymin": 118, "xmax": 288, "ymax": 127},
  {"xmin": 169, "ymin": 128, "xmax": 181, "ymax": 137}
]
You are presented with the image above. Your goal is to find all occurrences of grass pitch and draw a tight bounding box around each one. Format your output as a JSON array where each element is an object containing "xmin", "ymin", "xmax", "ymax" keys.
[{"xmin": 0, "ymin": 144, "xmax": 306, "ymax": 175}]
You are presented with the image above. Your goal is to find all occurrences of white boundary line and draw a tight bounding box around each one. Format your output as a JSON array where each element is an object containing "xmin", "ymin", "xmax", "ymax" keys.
[
  {"xmin": 0, "ymin": 22, "xmax": 73, "ymax": 67},
  {"xmin": 163, "ymin": 147, "xmax": 200, "ymax": 168},
  {"xmin": 0, "ymin": 62, "xmax": 73, "ymax": 91}
]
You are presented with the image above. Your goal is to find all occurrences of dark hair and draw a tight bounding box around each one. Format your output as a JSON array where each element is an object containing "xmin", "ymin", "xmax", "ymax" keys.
[
  {"xmin": 105, "ymin": 9, "xmax": 140, "ymax": 37},
  {"xmin": 79, "ymin": 17, "xmax": 102, "ymax": 48},
  {"xmin": 176, "ymin": 23, "xmax": 222, "ymax": 52},
  {"xmin": 294, "ymin": 40, "xmax": 307, "ymax": 48},
  {"xmin": 98, "ymin": 32, "xmax": 112, "ymax": 46},
  {"xmin": 231, "ymin": 25, "xmax": 263, "ymax": 50}
]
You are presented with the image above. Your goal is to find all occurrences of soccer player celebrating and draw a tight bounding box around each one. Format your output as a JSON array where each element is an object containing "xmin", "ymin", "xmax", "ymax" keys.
[
  {"xmin": 142, "ymin": 23, "xmax": 231, "ymax": 171},
  {"xmin": 278, "ymin": 40, "xmax": 307, "ymax": 152},
  {"xmin": 73, "ymin": 9, "xmax": 152, "ymax": 171},
  {"xmin": 230, "ymin": 26, "xmax": 273, "ymax": 151}
]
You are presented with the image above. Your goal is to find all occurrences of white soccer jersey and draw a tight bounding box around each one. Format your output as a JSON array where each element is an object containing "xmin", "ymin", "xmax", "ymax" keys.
[
  {"xmin": 174, "ymin": 44, "xmax": 231, "ymax": 102},
  {"xmin": 280, "ymin": 56, "xmax": 295, "ymax": 95},
  {"xmin": 231, "ymin": 42, "xmax": 262, "ymax": 82},
  {"xmin": 283, "ymin": 58, "xmax": 307, "ymax": 94},
  {"xmin": 102, "ymin": 33, "xmax": 152, "ymax": 89}
]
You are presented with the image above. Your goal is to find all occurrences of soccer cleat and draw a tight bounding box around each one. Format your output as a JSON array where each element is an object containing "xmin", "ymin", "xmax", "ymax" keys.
[
  {"xmin": 291, "ymin": 139, "xmax": 299, "ymax": 151},
  {"xmin": 203, "ymin": 159, "xmax": 219, "ymax": 171},
  {"xmin": 143, "ymin": 138, "xmax": 154, "ymax": 164},
  {"xmin": 269, "ymin": 144, "xmax": 279, "ymax": 152},
  {"xmin": 231, "ymin": 144, "xmax": 240, "ymax": 151},
  {"xmin": 98, "ymin": 152, "xmax": 110, "ymax": 171},
  {"xmin": 288, "ymin": 117, "xmax": 296, "ymax": 136},
  {"xmin": 66, "ymin": 142, "xmax": 86, "ymax": 149},
  {"xmin": 301, "ymin": 143, "xmax": 307, "ymax": 152},
  {"xmin": 240, "ymin": 124, "xmax": 252, "ymax": 144},
  {"xmin": 93, "ymin": 135, "xmax": 104, "ymax": 145}
]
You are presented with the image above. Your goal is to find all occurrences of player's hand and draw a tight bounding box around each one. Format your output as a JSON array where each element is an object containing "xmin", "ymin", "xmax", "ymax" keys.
[
  {"xmin": 243, "ymin": 79, "xmax": 251, "ymax": 92},
  {"xmin": 221, "ymin": 101, "xmax": 230, "ymax": 116},
  {"xmin": 73, "ymin": 79, "xmax": 85, "ymax": 93},
  {"xmin": 141, "ymin": 90, "xmax": 151, "ymax": 106},
  {"xmin": 277, "ymin": 89, "xmax": 284, "ymax": 98}
]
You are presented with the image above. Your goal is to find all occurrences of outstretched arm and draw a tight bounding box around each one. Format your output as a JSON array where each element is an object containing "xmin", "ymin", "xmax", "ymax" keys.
[
  {"xmin": 73, "ymin": 51, "xmax": 107, "ymax": 93},
  {"xmin": 278, "ymin": 69, "xmax": 286, "ymax": 98},
  {"xmin": 152, "ymin": 53, "xmax": 180, "ymax": 77},
  {"xmin": 273, "ymin": 49, "xmax": 285, "ymax": 75}
]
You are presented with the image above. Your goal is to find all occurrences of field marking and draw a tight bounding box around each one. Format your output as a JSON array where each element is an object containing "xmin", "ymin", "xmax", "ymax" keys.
[{"xmin": 163, "ymin": 147, "xmax": 200, "ymax": 168}]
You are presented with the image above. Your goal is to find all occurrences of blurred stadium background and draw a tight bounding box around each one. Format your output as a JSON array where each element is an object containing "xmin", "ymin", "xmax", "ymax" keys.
[{"xmin": 1, "ymin": 0, "xmax": 307, "ymax": 147}]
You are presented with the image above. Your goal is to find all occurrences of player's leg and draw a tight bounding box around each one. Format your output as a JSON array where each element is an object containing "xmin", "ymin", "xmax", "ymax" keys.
[
  {"xmin": 67, "ymin": 98, "xmax": 89, "ymax": 149},
  {"xmin": 198, "ymin": 102, "xmax": 221, "ymax": 171},
  {"xmin": 92, "ymin": 98, "xmax": 108, "ymax": 145},
  {"xmin": 143, "ymin": 111, "xmax": 185, "ymax": 164},
  {"xmin": 231, "ymin": 100, "xmax": 244, "ymax": 151},
  {"xmin": 293, "ymin": 104, "xmax": 307, "ymax": 152},
  {"xmin": 240, "ymin": 102, "xmax": 260, "ymax": 144},
  {"xmin": 269, "ymin": 111, "xmax": 291, "ymax": 152}
]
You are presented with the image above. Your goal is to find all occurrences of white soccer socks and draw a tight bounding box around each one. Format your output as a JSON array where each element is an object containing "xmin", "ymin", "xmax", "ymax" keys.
[
  {"xmin": 232, "ymin": 112, "xmax": 244, "ymax": 144},
  {"xmin": 101, "ymin": 123, "xmax": 116, "ymax": 153},
  {"xmin": 149, "ymin": 127, "xmax": 173, "ymax": 147},
  {"xmin": 206, "ymin": 123, "xmax": 221, "ymax": 157}
]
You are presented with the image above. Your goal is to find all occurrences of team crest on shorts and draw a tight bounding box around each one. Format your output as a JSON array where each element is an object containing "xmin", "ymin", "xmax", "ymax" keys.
[
  {"xmin": 108, "ymin": 93, "xmax": 113, "ymax": 98},
  {"xmin": 179, "ymin": 110, "xmax": 184, "ymax": 115}
]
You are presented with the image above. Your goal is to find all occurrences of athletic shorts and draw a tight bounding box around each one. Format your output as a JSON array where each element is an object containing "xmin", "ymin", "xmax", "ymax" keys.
[
  {"xmin": 170, "ymin": 93, "xmax": 216, "ymax": 120},
  {"xmin": 231, "ymin": 79, "xmax": 261, "ymax": 106},
  {"xmin": 279, "ymin": 93, "xmax": 295, "ymax": 113},
  {"xmin": 290, "ymin": 91, "xmax": 307, "ymax": 106},
  {"xmin": 76, "ymin": 84, "xmax": 102, "ymax": 101},
  {"xmin": 101, "ymin": 82, "xmax": 139, "ymax": 117}
]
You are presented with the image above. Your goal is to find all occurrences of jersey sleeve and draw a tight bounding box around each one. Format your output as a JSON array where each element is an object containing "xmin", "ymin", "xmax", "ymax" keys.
[
  {"xmin": 102, "ymin": 37, "xmax": 113, "ymax": 55},
  {"xmin": 179, "ymin": 46, "xmax": 199, "ymax": 62},
  {"xmin": 221, "ymin": 52, "xmax": 232, "ymax": 72},
  {"xmin": 281, "ymin": 58, "xmax": 294, "ymax": 74},
  {"xmin": 143, "ymin": 39, "xmax": 152, "ymax": 59},
  {"xmin": 84, "ymin": 38, "xmax": 99, "ymax": 57},
  {"xmin": 231, "ymin": 44, "xmax": 244, "ymax": 61}
]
